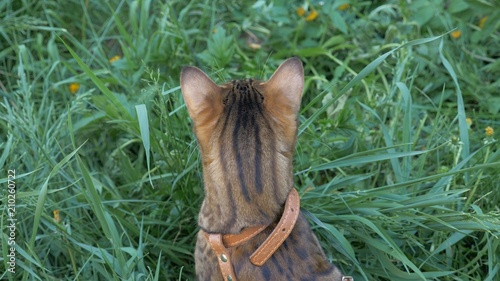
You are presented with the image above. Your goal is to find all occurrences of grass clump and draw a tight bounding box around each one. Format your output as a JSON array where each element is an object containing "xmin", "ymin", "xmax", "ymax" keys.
[{"xmin": 1, "ymin": 0, "xmax": 499, "ymax": 280}]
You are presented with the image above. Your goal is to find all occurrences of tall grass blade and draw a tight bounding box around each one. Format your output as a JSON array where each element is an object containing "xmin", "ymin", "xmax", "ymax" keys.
[{"xmin": 135, "ymin": 104, "xmax": 152, "ymax": 186}]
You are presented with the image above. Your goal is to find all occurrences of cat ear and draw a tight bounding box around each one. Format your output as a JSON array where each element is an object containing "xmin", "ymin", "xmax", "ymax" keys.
[
  {"xmin": 180, "ymin": 66, "xmax": 221, "ymax": 119},
  {"xmin": 180, "ymin": 66, "xmax": 224, "ymax": 147},
  {"xmin": 262, "ymin": 57, "xmax": 304, "ymax": 115}
]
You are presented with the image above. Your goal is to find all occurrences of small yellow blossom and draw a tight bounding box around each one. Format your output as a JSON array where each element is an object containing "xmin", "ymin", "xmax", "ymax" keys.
[
  {"xmin": 109, "ymin": 55, "xmax": 121, "ymax": 63},
  {"xmin": 451, "ymin": 30, "xmax": 461, "ymax": 39},
  {"xmin": 466, "ymin": 118, "xmax": 472, "ymax": 128},
  {"xmin": 485, "ymin": 126, "xmax": 494, "ymax": 137},
  {"xmin": 248, "ymin": 43, "xmax": 261, "ymax": 50},
  {"xmin": 478, "ymin": 16, "xmax": 488, "ymax": 29},
  {"xmin": 305, "ymin": 9, "xmax": 318, "ymax": 21},
  {"xmin": 338, "ymin": 4, "xmax": 350, "ymax": 11},
  {"xmin": 296, "ymin": 7, "xmax": 305, "ymax": 17},
  {"xmin": 53, "ymin": 209, "xmax": 60, "ymax": 223},
  {"xmin": 68, "ymin": 83, "xmax": 80, "ymax": 94}
]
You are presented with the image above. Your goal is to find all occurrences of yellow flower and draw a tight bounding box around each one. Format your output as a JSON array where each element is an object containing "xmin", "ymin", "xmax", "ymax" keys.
[
  {"xmin": 109, "ymin": 55, "xmax": 121, "ymax": 63},
  {"xmin": 306, "ymin": 9, "xmax": 318, "ymax": 21},
  {"xmin": 248, "ymin": 43, "xmax": 261, "ymax": 50},
  {"xmin": 338, "ymin": 4, "xmax": 350, "ymax": 11},
  {"xmin": 53, "ymin": 209, "xmax": 60, "ymax": 223},
  {"xmin": 296, "ymin": 7, "xmax": 305, "ymax": 17},
  {"xmin": 68, "ymin": 82, "xmax": 80, "ymax": 94},
  {"xmin": 451, "ymin": 30, "xmax": 461, "ymax": 39},
  {"xmin": 478, "ymin": 16, "xmax": 488, "ymax": 29},
  {"xmin": 466, "ymin": 117, "xmax": 472, "ymax": 127},
  {"xmin": 485, "ymin": 126, "xmax": 494, "ymax": 137}
]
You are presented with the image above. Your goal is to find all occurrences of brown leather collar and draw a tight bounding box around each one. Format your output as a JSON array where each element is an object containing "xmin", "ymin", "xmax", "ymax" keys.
[{"xmin": 203, "ymin": 188, "xmax": 300, "ymax": 281}]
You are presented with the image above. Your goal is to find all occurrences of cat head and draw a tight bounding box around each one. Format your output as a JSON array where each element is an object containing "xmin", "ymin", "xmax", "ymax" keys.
[{"xmin": 180, "ymin": 57, "xmax": 304, "ymax": 158}]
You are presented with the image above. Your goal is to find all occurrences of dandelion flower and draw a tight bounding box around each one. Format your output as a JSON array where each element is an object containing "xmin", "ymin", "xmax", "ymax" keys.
[
  {"xmin": 338, "ymin": 4, "xmax": 350, "ymax": 11},
  {"xmin": 478, "ymin": 16, "xmax": 488, "ymax": 29},
  {"xmin": 306, "ymin": 9, "xmax": 318, "ymax": 21},
  {"xmin": 485, "ymin": 126, "xmax": 494, "ymax": 137},
  {"xmin": 109, "ymin": 55, "xmax": 121, "ymax": 63},
  {"xmin": 296, "ymin": 7, "xmax": 305, "ymax": 17},
  {"xmin": 68, "ymin": 82, "xmax": 80, "ymax": 94},
  {"xmin": 451, "ymin": 30, "xmax": 461, "ymax": 39}
]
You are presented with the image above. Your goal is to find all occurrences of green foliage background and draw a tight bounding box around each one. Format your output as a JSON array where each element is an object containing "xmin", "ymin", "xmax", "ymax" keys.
[{"xmin": 1, "ymin": 0, "xmax": 499, "ymax": 280}]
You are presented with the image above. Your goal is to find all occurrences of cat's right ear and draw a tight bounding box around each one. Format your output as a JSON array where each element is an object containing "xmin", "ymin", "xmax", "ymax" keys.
[
  {"xmin": 180, "ymin": 66, "xmax": 223, "ymax": 122},
  {"xmin": 180, "ymin": 66, "xmax": 223, "ymax": 147}
]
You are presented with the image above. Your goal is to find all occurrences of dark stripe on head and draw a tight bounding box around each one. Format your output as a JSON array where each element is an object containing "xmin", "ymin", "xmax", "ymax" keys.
[
  {"xmin": 232, "ymin": 88, "xmax": 251, "ymax": 202},
  {"xmin": 220, "ymin": 149, "xmax": 237, "ymax": 228},
  {"xmin": 253, "ymin": 114, "xmax": 263, "ymax": 194},
  {"xmin": 219, "ymin": 84, "xmax": 236, "ymax": 138},
  {"xmin": 252, "ymin": 87, "xmax": 279, "ymax": 200}
]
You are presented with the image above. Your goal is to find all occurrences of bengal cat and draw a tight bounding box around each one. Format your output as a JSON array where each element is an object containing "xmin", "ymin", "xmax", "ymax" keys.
[{"xmin": 181, "ymin": 58, "xmax": 346, "ymax": 281}]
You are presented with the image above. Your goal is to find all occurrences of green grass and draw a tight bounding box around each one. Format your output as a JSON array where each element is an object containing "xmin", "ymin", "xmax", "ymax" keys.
[{"xmin": 1, "ymin": 0, "xmax": 499, "ymax": 280}]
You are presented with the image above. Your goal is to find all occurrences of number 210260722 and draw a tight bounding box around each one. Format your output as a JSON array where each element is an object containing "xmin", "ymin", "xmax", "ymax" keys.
[{"xmin": 7, "ymin": 170, "xmax": 16, "ymax": 216}]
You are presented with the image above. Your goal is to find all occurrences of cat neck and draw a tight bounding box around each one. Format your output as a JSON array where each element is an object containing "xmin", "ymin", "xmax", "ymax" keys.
[{"xmin": 198, "ymin": 156, "xmax": 294, "ymax": 234}]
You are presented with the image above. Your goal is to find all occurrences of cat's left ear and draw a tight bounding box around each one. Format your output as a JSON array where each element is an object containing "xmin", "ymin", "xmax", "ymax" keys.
[{"xmin": 261, "ymin": 57, "xmax": 304, "ymax": 115}]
